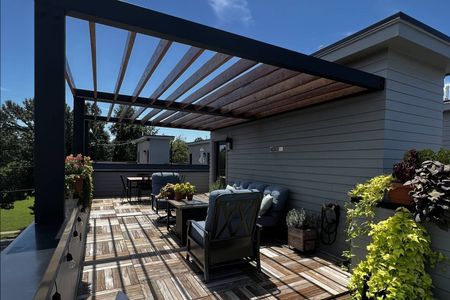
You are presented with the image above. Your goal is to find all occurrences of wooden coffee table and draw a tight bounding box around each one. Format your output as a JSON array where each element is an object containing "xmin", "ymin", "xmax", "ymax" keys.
[{"xmin": 166, "ymin": 194, "xmax": 209, "ymax": 245}]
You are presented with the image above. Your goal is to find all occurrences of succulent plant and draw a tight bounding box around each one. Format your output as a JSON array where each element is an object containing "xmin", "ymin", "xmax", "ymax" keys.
[
  {"xmin": 405, "ymin": 161, "xmax": 450, "ymax": 230},
  {"xmin": 286, "ymin": 208, "xmax": 317, "ymax": 229}
]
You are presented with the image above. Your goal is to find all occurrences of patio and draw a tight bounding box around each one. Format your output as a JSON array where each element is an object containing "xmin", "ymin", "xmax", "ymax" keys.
[{"xmin": 78, "ymin": 198, "xmax": 351, "ymax": 300}]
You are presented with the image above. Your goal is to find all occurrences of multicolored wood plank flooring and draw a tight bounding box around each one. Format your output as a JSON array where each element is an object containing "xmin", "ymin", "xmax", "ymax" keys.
[{"xmin": 78, "ymin": 198, "xmax": 351, "ymax": 299}]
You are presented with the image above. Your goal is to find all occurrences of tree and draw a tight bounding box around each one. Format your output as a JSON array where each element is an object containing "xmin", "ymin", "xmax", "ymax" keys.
[
  {"xmin": 171, "ymin": 137, "xmax": 189, "ymax": 164},
  {"xmin": 109, "ymin": 105, "xmax": 158, "ymax": 162},
  {"xmin": 85, "ymin": 103, "xmax": 112, "ymax": 161},
  {"xmin": 0, "ymin": 99, "xmax": 73, "ymax": 205}
]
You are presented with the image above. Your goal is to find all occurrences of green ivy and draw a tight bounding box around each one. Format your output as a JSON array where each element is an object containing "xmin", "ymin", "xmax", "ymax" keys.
[
  {"xmin": 344, "ymin": 174, "xmax": 393, "ymax": 262},
  {"xmin": 350, "ymin": 208, "xmax": 443, "ymax": 300}
]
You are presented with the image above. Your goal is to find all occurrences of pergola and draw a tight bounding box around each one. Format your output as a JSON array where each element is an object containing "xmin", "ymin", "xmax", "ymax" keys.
[{"xmin": 35, "ymin": 0, "xmax": 385, "ymax": 224}]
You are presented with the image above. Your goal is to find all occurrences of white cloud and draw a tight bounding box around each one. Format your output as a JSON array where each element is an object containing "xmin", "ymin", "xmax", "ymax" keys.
[
  {"xmin": 0, "ymin": 87, "xmax": 9, "ymax": 92},
  {"xmin": 207, "ymin": 0, "xmax": 253, "ymax": 26}
]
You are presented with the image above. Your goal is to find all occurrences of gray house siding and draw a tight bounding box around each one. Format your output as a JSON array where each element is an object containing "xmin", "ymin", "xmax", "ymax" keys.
[
  {"xmin": 443, "ymin": 110, "xmax": 450, "ymax": 148},
  {"xmin": 210, "ymin": 47, "xmax": 446, "ymax": 257},
  {"xmin": 211, "ymin": 51, "xmax": 388, "ymax": 256}
]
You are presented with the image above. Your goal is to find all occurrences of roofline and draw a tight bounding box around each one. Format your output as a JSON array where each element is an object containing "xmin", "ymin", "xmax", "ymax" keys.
[
  {"xmin": 313, "ymin": 12, "xmax": 450, "ymax": 57},
  {"xmin": 187, "ymin": 140, "xmax": 211, "ymax": 146},
  {"xmin": 132, "ymin": 135, "xmax": 175, "ymax": 143}
]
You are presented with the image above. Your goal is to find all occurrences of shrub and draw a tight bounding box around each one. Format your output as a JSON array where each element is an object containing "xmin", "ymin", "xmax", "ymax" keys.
[
  {"xmin": 393, "ymin": 150, "xmax": 418, "ymax": 183},
  {"xmin": 350, "ymin": 208, "xmax": 443, "ymax": 300},
  {"xmin": 286, "ymin": 208, "xmax": 317, "ymax": 229},
  {"xmin": 209, "ymin": 179, "xmax": 221, "ymax": 192},
  {"xmin": 406, "ymin": 160, "xmax": 450, "ymax": 230}
]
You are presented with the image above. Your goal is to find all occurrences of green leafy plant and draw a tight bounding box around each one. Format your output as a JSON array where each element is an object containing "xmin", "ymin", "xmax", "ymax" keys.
[
  {"xmin": 159, "ymin": 183, "xmax": 175, "ymax": 198},
  {"xmin": 209, "ymin": 179, "xmax": 221, "ymax": 192},
  {"xmin": 182, "ymin": 182, "xmax": 196, "ymax": 194},
  {"xmin": 286, "ymin": 208, "xmax": 317, "ymax": 229},
  {"xmin": 344, "ymin": 174, "xmax": 393, "ymax": 261},
  {"xmin": 393, "ymin": 149, "xmax": 418, "ymax": 183},
  {"xmin": 350, "ymin": 208, "xmax": 444, "ymax": 300},
  {"xmin": 406, "ymin": 160, "xmax": 450, "ymax": 230}
]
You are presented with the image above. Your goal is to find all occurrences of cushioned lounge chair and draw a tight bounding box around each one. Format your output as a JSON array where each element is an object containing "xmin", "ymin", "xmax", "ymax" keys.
[
  {"xmin": 151, "ymin": 172, "xmax": 181, "ymax": 215},
  {"xmin": 186, "ymin": 189, "xmax": 262, "ymax": 282}
]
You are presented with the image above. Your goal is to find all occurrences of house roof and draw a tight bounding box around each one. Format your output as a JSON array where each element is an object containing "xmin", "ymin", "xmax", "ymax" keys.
[
  {"xmin": 132, "ymin": 135, "xmax": 175, "ymax": 144},
  {"xmin": 187, "ymin": 139, "xmax": 211, "ymax": 146},
  {"xmin": 65, "ymin": 0, "xmax": 385, "ymax": 131}
]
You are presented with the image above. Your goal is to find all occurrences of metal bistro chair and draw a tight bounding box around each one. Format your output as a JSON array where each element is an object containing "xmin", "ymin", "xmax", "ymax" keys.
[
  {"xmin": 186, "ymin": 190, "xmax": 262, "ymax": 282},
  {"xmin": 119, "ymin": 175, "xmax": 130, "ymax": 203}
]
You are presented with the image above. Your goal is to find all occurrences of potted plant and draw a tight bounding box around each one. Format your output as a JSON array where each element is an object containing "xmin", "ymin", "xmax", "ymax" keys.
[
  {"xmin": 184, "ymin": 182, "xmax": 196, "ymax": 200},
  {"xmin": 406, "ymin": 160, "xmax": 450, "ymax": 230},
  {"xmin": 173, "ymin": 183, "xmax": 185, "ymax": 201},
  {"xmin": 388, "ymin": 149, "xmax": 417, "ymax": 206},
  {"xmin": 64, "ymin": 154, "xmax": 94, "ymax": 208},
  {"xmin": 159, "ymin": 183, "xmax": 175, "ymax": 200},
  {"xmin": 350, "ymin": 208, "xmax": 443, "ymax": 300},
  {"xmin": 286, "ymin": 208, "xmax": 318, "ymax": 252}
]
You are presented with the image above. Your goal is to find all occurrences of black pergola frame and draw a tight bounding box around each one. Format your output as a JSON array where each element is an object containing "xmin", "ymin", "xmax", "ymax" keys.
[{"xmin": 35, "ymin": 0, "xmax": 384, "ymax": 224}]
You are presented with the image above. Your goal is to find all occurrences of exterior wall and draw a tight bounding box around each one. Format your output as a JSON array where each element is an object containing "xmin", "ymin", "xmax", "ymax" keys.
[
  {"xmin": 149, "ymin": 139, "xmax": 171, "ymax": 164},
  {"xmin": 381, "ymin": 49, "xmax": 444, "ymax": 170},
  {"xmin": 443, "ymin": 109, "xmax": 450, "ymax": 148},
  {"xmin": 211, "ymin": 51, "xmax": 388, "ymax": 256},
  {"xmin": 210, "ymin": 47, "xmax": 446, "ymax": 257},
  {"xmin": 188, "ymin": 141, "xmax": 211, "ymax": 165},
  {"xmin": 93, "ymin": 164, "xmax": 209, "ymax": 197}
]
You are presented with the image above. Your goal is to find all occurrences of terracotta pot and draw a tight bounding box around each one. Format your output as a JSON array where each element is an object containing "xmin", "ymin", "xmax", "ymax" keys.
[
  {"xmin": 167, "ymin": 189, "xmax": 175, "ymax": 200},
  {"xmin": 175, "ymin": 192, "xmax": 184, "ymax": 201},
  {"xmin": 74, "ymin": 177, "xmax": 84, "ymax": 193},
  {"xmin": 388, "ymin": 182, "xmax": 414, "ymax": 206},
  {"xmin": 186, "ymin": 193, "xmax": 194, "ymax": 201},
  {"xmin": 288, "ymin": 227, "xmax": 317, "ymax": 252}
]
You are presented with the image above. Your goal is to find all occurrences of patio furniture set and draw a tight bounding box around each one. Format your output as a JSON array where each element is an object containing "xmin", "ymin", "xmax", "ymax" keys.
[{"xmin": 122, "ymin": 172, "xmax": 289, "ymax": 282}]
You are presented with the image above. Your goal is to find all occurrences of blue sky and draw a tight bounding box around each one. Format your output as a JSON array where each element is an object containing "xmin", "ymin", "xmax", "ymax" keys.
[{"xmin": 1, "ymin": 0, "xmax": 449, "ymax": 141}]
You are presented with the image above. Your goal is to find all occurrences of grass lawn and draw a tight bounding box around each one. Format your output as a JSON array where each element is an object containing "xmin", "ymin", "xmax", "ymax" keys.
[{"xmin": 0, "ymin": 197, "xmax": 34, "ymax": 234}]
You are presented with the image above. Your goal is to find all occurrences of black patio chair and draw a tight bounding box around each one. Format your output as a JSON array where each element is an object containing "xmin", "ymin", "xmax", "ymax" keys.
[
  {"xmin": 119, "ymin": 175, "xmax": 130, "ymax": 203},
  {"xmin": 186, "ymin": 190, "xmax": 262, "ymax": 282}
]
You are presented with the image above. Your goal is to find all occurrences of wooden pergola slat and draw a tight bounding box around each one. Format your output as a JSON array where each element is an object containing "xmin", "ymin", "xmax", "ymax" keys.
[
  {"xmin": 107, "ymin": 31, "xmax": 137, "ymax": 121},
  {"xmin": 150, "ymin": 52, "xmax": 232, "ymax": 123},
  {"xmin": 168, "ymin": 64, "xmax": 276, "ymax": 125},
  {"xmin": 65, "ymin": 58, "xmax": 76, "ymax": 96},
  {"xmin": 123, "ymin": 39, "xmax": 172, "ymax": 120},
  {"xmin": 158, "ymin": 58, "xmax": 258, "ymax": 125},
  {"xmin": 136, "ymin": 46, "xmax": 204, "ymax": 122},
  {"xmin": 89, "ymin": 21, "xmax": 97, "ymax": 101}
]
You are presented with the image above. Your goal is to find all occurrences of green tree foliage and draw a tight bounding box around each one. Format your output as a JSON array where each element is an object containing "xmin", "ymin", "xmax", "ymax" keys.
[
  {"xmin": 109, "ymin": 105, "xmax": 157, "ymax": 162},
  {"xmin": 171, "ymin": 137, "xmax": 189, "ymax": 164},
  {"xmin": 0, "ymin": 99, "xmax": 73, "ymax": 205},
  {"xmin": 85, "ymin": 103, "xmax": 112, "ymax": 161}
]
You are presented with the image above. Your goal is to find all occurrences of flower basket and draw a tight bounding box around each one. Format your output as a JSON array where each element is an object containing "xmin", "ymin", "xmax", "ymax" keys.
[
  {"xmin": 186, "ymin": 193, "xmax": 194, "ymax": 201},
  {"xmin": 388, "ymin": 182, "xmax": 413, "ymax": 206},
  {"xmin": 175, "ymin": 192, "xmax": 185, "ymax": 201}
]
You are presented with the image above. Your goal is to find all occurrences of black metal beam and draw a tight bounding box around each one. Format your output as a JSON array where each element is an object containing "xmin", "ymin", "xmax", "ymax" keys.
[
  {"xmin": 34, "ymin": 0, "xmax": 65, "ymax": 225},
  {"xmin": 73, "ymin": 97, "xmax": 85, "ymax": 155},
  {"xmin": 84, "ymin": 120, "xmax": 89, "ymax": 155},
  {"xmin": 62, "ymin": 0, "xmax": 385, "ymax": 91},
  {"xmin": 84, "ymin": 115, "xmax": 207, "ymax": 131},
  {"xmin": 74, "ymin": 89, "xmax": 250, "ymax": 120}
]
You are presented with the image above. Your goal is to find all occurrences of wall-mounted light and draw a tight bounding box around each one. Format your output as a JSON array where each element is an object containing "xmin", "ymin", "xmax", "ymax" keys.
[{"xmin": 225, "ymin": 137, "xmax": 233, "ymax": 150}]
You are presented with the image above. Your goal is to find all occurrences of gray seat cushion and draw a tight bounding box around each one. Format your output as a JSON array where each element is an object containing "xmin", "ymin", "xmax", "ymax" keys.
[
  {"xmin": 190, "ymin": 221, "xmax": 206, "ymax": 246},
  {"xmin": 231, "ymin": 180, "xmax": 251, "ymax": 189},
  {"xmin": 263, "ymin": 185, "xmax": 288, "ymax": 213}
]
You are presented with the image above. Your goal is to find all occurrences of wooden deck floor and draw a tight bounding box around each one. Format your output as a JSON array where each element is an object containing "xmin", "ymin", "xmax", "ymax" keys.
[{"xmin": 78, "ymin": 198, "xmax": 351, "ymax": 300}]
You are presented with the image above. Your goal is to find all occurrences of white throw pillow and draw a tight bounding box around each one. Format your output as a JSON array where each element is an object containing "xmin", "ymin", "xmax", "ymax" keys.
[
  {"xmin": 226, "ymin": 184, "xmax": 236, "ymax": 192},
  {"xmin": 259, "ymin": 194, "xmax": 273, "ymax": 216}
]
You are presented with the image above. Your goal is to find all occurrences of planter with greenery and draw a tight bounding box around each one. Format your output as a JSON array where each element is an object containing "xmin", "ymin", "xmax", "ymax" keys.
[
  {"xmin": 65, "ymin": 154, "xmax": 93, "ymax": 208},
  {"xmin": 183, "ymin": 182, "xmax": 196, "ymax": 200},
  {"xmin": 406, "ymin": 160, "xmax": 450, "ymax": 231},
  {"xmin": 286, "ymin": 208, "xmax": 318, "ymax": 252},
  {"xmin": 159, "ymin": 183, "xmax": 175, "ymax": 200},
  {"xmin": 344, "ymin": 174, "xmax": 393, "ymax": 264},
  {"xmin": 389, "ymin": 150, "xmax": 417, "ymax": 206},
  {"xmin": 350, "ymin": 208, "xmax": 443, "ymax": 300}
]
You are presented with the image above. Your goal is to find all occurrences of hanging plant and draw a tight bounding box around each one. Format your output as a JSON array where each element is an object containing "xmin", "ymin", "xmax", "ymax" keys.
[
  {"xmin": 343, "ymin": 174, "xmax": 393, "ymax": 261},
  {"xmin": 350, "ymin": 208, "xmax": 444, "ymax": 300}
]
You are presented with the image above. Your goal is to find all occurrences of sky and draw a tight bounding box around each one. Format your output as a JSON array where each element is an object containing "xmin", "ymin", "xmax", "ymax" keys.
[{"xmin": 1, "ymin": 0, "xmax": 449, "ymax": 142}]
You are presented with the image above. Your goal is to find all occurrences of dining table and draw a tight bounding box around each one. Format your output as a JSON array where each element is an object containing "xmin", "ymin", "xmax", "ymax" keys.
[{"xmin": 126, "ymin": 175, "xmax": 151, "ymax": 202}]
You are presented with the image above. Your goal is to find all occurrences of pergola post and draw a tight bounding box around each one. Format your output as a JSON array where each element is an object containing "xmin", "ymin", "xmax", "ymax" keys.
[
  {"xmin": 84, "ymin": 120, "xmax": 90, "ymax": 156},
  {"xmin": 34, "ymin": 0, "xmax": 66, "ymax": 224},
  {"xmin": 73, "ymin": 97, "xmax": 85, "ymax": 155}
]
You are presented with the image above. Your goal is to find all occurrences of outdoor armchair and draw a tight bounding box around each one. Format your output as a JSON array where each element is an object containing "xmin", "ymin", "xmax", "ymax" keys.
[
  {"xmin": 186, "ymin": 190, "xmax": 262, "ymax": 282},
  {"xmin": 151, "ymin": 172, "xmax": 181, "ymax": 215}
]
